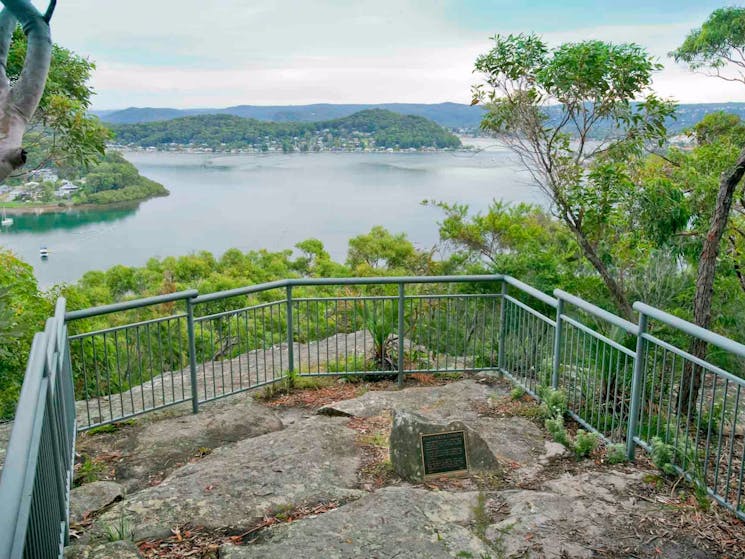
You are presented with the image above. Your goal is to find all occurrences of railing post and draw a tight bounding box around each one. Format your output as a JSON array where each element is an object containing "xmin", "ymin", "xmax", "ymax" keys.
[
  {"xmin": 626, "ymin": 311, "xmax": 648, "ymax": 460},
  {"xmin": 397, "ymin": 283, "xmax": 405, "ymax": 389},
  {"xmin": 286, "ymin": 284, "xmax": 295, "ymax": 375},
  {"xmin": 185, "ymin": 296, "xmax": 199, "ymax": 415},
  {"xmin": 498, "ymin": 280, "xmax": 507, "ymax": 371},
  {"xmin": 551, "ymin": 296, "xmax": 564, "ymax": 389}
]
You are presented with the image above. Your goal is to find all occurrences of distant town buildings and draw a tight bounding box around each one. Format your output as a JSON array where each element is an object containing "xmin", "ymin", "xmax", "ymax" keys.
[{"xmin": 0, "ymin": 168, "xmax": 82, "ymax": 204}]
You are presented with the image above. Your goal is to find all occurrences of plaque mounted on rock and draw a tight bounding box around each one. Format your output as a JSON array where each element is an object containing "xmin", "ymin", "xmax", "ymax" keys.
[{"xmin": 420, "ymin": 430, "xmax": 468, "ymax": 476}]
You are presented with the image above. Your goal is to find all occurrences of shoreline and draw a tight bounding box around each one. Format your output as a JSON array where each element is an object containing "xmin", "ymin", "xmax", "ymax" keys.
[
  {"xmin": 1, "ymin": 200, "xmax": 143, "ymax": 215},
  {"xmin": 115, "ymin": 145, "xmax": 478, "ymax": 156}
]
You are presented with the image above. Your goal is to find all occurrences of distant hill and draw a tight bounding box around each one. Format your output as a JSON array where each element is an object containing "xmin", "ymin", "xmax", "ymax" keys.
[
  {"xmin": 96, "ymin": 102, "xmax": 486, "ymax": 129},
  {"xmin": 95, "ymin": 102, "xmax": 745, "ymax": 134},
  {"xmin": 110, "ymin": 109, "xmax": 462, "ymax": 151}
]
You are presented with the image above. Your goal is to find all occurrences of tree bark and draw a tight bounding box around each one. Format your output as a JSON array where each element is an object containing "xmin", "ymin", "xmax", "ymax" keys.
[
  {"xmin": 679, "ymin": 144, "xmax": 745, "ymax": 413},
  {"xmin": 0, "ymin": 0, "xmax": 54, "ymax": 182},
  {"xmin": 564, "ymin": 215, "xmax": 635, "ymax": 321}
]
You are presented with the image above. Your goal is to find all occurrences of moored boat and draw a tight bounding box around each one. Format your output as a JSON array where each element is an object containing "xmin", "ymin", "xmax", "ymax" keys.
[{"xmin": 1, "ymin": 207, "xmax": 12, "ymax": 227}]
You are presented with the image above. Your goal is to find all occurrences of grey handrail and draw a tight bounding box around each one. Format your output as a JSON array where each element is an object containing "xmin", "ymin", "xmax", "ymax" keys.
[
  {"xmin": 505, "ymin": 276, "xmax": 558, "ymax": 307},
  {"xmin": 192, "ymin": 275, "xmax": 504, "ymax": 304},
  {"xmin": 555, "ymin": 289, "xmax": 638, "ymax": 335},
  {"xmin": 65, "ymin": 289, "xmax": 199, "ymax": 321},
  {"xmin": 634, "ymin": 301, "xmax": 745, "ymax": 357}
]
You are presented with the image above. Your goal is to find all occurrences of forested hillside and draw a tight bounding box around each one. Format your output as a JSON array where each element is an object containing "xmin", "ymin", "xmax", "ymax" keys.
[
  {"xmin": 97, "ymin": 102, "xmax": 486, "ymax": 128},
  {"xmin": 96, "ymin": 102, "xmax": 745, "ymax": 135},
  {"xmin": 110, "ymin": 109, "xmax": 462, "ymax": 151}
]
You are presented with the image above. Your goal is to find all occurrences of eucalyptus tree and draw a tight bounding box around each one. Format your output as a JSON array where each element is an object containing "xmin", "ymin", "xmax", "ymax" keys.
[
  {"xmin": 473, "ymin": 34, "xmax": 674, "ymax": 320},
  {"xmin": 0, "ymin": 0, "xmax": 58, "ymax": 181},
  {"xmin": 671, "ymin": 8, "xmax": 745, "ymax": 335},
  {"xmin": 671, "ymin": 7, "xmax": 745, "ymax": 408}
]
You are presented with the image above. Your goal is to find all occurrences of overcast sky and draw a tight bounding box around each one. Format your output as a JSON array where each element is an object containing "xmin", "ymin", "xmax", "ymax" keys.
[{"xmin": 37, "ymin": 0, "xmax": 745, "ymax": 109}]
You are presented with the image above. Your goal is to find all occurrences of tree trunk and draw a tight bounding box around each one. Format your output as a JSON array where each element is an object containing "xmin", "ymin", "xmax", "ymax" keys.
[
  {"xmin": 679, "ymin": 144, "xmax": 745, "ymax": 413},
  {"xmin": 567, "ymin": 222, "xmax": 635, "ymax": 322},
  {"xmin": 0, "ymin": 0, "xmax": 55, "ymax": 182}
]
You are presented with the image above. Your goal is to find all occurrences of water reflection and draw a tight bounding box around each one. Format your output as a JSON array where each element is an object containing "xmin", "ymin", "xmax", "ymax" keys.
[{"xmin": 0, "ymin": 205, "xmax": 139, "ymax": 234}]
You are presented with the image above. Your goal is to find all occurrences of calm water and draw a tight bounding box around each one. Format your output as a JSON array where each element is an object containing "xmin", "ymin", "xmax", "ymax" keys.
[{"xmin": 0, "ymin": 142, "xmax": 544, "ymax": 288}]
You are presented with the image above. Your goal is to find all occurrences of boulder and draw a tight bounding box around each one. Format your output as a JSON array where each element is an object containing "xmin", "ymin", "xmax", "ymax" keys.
[
  {"xmin": 318, "ymin": 379, "xmax": 494, "ymax": 420},
  {"xmin": 389, "ymin": 409, "xmax": 501, "ymax": 481},
  {"xmin": 70, "ymin": 481, "xmax": 124, "ymax": 523}
]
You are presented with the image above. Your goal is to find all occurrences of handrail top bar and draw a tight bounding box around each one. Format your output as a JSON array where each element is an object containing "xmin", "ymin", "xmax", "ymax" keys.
[
  {"xmin": 192, "ymin": 279, "xmax": 290, "ymax": 303},
  {"xmin": 555, "ymin": 289, "xmax": 639, "ymax": 335},
  {"xmin": 505, "ymin": 276, "xmax": 558, "ymax": 307},
  {"xmin": 65, "ymin": 289, "xmax": 198, "ymax": 321},
  {"xmin": 0, "ymin": 334, "xmax": 46, "ymax": 557},
  {"xmin": 634, "ymin": 301, "xmax": 745, "ymax": 358},
  {"xmin": 192, "ymin": 275, "xmax": 504, "ymax": 303},
  {"xmin": 60, "ymin": 273, "xmax": 566, "ymax": 317}
]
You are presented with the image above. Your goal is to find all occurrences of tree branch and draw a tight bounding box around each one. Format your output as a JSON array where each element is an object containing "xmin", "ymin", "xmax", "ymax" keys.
[
  {"xmin": 43, "ymin": 0, "xmax": 56, "ymax": 23},
  {"xmin": 0, "ymin": 8, "xmax": 16, "ymax": 89},
  {"xmin": 2, "ymin": 0, "xmax": 51, "ymax": 121}
]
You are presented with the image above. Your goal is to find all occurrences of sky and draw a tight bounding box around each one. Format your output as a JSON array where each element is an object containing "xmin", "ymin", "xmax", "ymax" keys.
[{"xmin": 35, "ymin": 0, "xmax": 745, "ymax": 109}]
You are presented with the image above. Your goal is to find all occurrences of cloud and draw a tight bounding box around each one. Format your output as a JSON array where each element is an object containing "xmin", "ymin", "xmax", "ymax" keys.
[{"xmin": 40, "ymin": 0, "xmax": 744, "ymax": 108}]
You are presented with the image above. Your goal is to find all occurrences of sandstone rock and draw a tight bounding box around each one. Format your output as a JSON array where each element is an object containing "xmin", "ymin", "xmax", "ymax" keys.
[
  {"xmin": 77, "ymin": 393, "xmax": 283, "ymax": 491},
  {"xmin": 318, "ymin": 379, "xmax": 495, "ymax": 419},
  {"xmin": 221, "ymin": 487, "xmax": 492, "ymax": 559},
  {"xmin": 64, "ymin": 541, "xmax": 142, "ymax": 559},
  {"xmin": 91, "ymin": 416, "xmax": 363, "ymax": 541},
  {"xmin": 484, "ymin": 470, "xmax": 660, "ymax": 559},
  {"xmin": 390, "ymin": 409, "xmax": 501, "ymax": 481},
  {"xmin": 70, "ymin": 481, "xmax": 124, "ymax": 523}
]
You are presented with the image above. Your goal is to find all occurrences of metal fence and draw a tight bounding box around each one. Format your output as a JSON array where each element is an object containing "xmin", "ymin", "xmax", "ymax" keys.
[
  {"xmin": 64, "ymin": 276, "xmax": 504, "ymax": 428},
  {"xmin": 0, "ymin": 299, "xmax": 77, "ymax": 559},
  {"xmin": 3, "ymin": 274, "xmax": 745, "ymax": 558}
]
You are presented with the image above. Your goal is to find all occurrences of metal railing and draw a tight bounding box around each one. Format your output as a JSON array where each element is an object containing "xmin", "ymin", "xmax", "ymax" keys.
[
  {"xmin": 0, "ymin": 299, "xmax": 77, "ymax": 559},
  {"xmin": 3, "ymin": 273, "xmax": 745, "ymax": 558},
  {"xmin": 64, "ymin": 275, "xmax": 503, "ymax": 428}
]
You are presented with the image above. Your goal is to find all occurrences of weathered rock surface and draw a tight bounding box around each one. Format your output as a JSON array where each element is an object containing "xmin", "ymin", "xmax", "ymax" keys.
[
  {"xmin": 482, "ymin": 470, "xmax": 714, "ymax": 559},
  {"xmin": 221, "ymin": 487, "xmax": 493, "ymax": 559},
  {"xmin": 322, "ymin": 379, "xmax": 559, "ymax": 478},
  {"xmin": 64, "ymin": 381, "xmax": 723, "ymax": 559},
  {"xmin": 92, "ymin": 416, "xmax": 364, "ymax": 540},
  {"xmin": 77, "ymin": 394, "xmax": 283, "ymax": 491},
  {"xmin": 318, "ymin": 379, "xmax": 492, "ymax": 419},
  {"xmin": 69, "ymin": 481, "xmax": 124, "ymax": 523},
  {"xmin": 474, "ymin": 416, "xmax": 556, "ymax": 467},
  {"xmin": 390, "ymin": 409, "xmax": 501, "ymax": 481},
  {"xmin": 64, "ymin": 541, "xmax": 142, "ymax": 559}
]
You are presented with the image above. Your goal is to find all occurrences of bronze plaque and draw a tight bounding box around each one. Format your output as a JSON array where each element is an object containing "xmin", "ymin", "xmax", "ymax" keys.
[{"xmin": 420, "ymin": 430, "xmax": 468, "ymax": 476}]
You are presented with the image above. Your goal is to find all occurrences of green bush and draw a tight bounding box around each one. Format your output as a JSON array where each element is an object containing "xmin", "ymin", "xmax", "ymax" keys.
[
  {"xmin": 545, "ymin": 414, "xmax": 571, "ymax": 448},
  {"xmin": 538, "ymin": 386, "xmax": 567, "ymax": 419},
  {"xmin": 605, "ymin": 443, "xmax": 627, "ymax": 464},
  {"xmin": 510, "ymin": 386, "xmax": 526, "ymax": 401},
  {"xmin": 574, "ymin": 429, "xmax": 599, "ymax": 459},
  {"xmin": 650, "ymin": 436, "xmax": 677, "ymax": 476}
]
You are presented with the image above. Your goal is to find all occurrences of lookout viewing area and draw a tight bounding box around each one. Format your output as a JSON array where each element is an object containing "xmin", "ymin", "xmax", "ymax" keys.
[{"xmin": 1, "ymin": 274, "xmax": 744, "ymax": 558}]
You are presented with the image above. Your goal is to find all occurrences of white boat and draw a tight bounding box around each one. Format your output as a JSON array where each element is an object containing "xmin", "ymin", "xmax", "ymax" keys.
[
  {"xmin": 1, "ymin": 207, "xmax": 12, "ymax": 227},
  {"xmin": 40, "ymin": 246, "xmax": 49, "ymax": 258}
]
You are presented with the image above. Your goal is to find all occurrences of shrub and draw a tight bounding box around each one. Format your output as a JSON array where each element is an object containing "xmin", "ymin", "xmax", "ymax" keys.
[
  {"xmin": 650, "ymin": 436, "xmax": 677, "ymax": 476},
  {"xmin": 574, "ymin": 429, "xmax": 599, "ymax": 459},
  {"xmin": 605, "ymin": 443, "xmax": 627, "ymax": 464},
  {"xmin": 538, "ymin": 386, "xmax": 567, "ymax": 419},
  {"xmin": 510, "ymin": 386, "xmax": 526, "ymax": 401}
]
